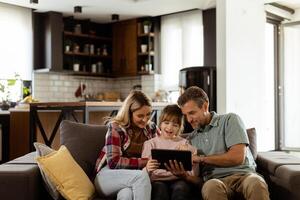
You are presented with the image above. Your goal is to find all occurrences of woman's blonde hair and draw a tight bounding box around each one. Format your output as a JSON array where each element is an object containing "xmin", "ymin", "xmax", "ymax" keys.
[
  {"xmin": 159, "ymin": 104, "xmax": 184, "ymax": 135},
  {"xmin": 111, "ymin": 90, "xmax": 152, "ymax": 128}
]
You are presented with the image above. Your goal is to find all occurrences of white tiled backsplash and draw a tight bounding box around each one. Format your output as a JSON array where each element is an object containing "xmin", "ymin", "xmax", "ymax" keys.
[{"xmin": 33, "ymin": 72, "xmax": 162, "ymax": 102}]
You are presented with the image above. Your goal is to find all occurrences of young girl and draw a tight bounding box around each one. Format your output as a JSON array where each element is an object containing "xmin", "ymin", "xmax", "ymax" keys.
[{"xmin": 142, "ymin": 104, "xmax": 201, "ymax": 200}]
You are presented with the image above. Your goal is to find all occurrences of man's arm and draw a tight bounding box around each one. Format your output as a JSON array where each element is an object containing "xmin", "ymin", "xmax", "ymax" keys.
[{"xmin": 194, "ymin": 143, "xmax": 247, "ymax": 167}]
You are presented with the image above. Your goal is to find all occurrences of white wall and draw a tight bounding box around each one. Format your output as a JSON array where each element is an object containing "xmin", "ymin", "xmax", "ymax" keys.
[
  {"xmin": 33, "ymin": 73, "xmax": 161, "ymax": 102},
  {"xmin": 217, "ymin": 0, "xmax": 271, "ymax": 151},
  {"xmin": 291, "ymin": 8, "xmax": 300, "ymax": 21},
  {"xmin": 0, "ymin": 3, "xmax": 32, "ymax": 80}
]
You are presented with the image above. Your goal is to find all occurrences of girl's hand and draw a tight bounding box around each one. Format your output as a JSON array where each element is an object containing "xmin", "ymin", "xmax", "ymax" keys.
[
  {"xmin": 176, "ymin": 144, "xmax": 189, "ymax": 151},
  {"xmin": 145, "ymin": 159, "xmax": 159, "ymax": 173}
]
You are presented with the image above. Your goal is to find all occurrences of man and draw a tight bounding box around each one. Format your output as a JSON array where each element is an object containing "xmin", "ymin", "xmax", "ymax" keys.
[{"xmin": 167, "ymin": 86, "xmax": 269, "ymax": 200}]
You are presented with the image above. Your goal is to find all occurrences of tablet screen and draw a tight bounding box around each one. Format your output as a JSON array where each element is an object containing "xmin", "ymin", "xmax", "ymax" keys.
[{"xmin": 151, "ymin": 149, "xmax": 192, "ymax": 171}]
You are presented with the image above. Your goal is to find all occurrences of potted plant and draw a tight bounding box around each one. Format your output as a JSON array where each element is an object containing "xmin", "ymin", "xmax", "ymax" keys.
[
  {"xmin": 143, "ymin": 20, "xmax": 152, "ymax": 34},
  {"xmin": 0, "ymin": 73, "xmax": 21, "ymax": 110}
]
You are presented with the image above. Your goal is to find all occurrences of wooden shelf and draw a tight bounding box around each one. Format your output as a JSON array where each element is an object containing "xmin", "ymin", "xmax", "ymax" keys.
[
  {"xmin": 138, "ymin": 51, "xmax": 155, "ymax": 56},
  {"xmin": 64, "ymin": 51, "xmax": 89, "ymax": 56},
  {"xmin": 64, "ymin": 31, "xmax": 111, "ymax": 41},
  {"xmin": 137, "ymin": 32, "xmax": 155, "ymax": 37},
  {"xmin": 64, "ymin": 52, "xmax": 111, "ymax": 58},
  {"xmin": 137, "ymin": 71, "xmax": 154, "ymax": 75}
]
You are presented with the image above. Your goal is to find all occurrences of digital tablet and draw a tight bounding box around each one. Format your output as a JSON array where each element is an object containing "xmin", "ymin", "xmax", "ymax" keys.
[{"xmin": 151, "ymin": 149, "xmax": 192, "ymax": 171}]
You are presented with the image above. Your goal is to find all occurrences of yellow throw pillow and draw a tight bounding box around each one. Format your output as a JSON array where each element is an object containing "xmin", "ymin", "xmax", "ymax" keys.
[{"xmin": 36, "ymin": 145, "xmax": 95, "ymax": 200}]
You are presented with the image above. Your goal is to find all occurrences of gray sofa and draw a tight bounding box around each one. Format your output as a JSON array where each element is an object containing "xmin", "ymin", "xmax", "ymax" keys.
[
  {"xmin": 0, "ymin": 120, "xmax": 110, "ymax": 200},
  {"xmin": 256, "ymin": 151, "xmax": 300, "ymax": 200},
  {"xmin": 0, "ymin": 120, "xmax": 300, "ymax": 200}
]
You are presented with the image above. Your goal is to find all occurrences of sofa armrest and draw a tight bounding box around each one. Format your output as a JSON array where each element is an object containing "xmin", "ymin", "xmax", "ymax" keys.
[
  {"xmin": 0, "ymin": 163, "xmax": 43, "ymax": 200},
  {"xmin": 0, "ymin": 152, "xmax": 53, "ymax": 200}
]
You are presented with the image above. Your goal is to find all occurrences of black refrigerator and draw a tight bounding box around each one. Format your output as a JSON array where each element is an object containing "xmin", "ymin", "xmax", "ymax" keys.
[{"xmin": 179, "ymin": 66, "xmax": 216, "ymax": 132}]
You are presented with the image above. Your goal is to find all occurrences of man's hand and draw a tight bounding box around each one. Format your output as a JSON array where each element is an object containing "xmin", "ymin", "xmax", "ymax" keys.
[
  {"xmin": 145, "ymin": 159, "xmax": 159, "ymax": 173},
  {"xmin": 164, "ymin": 160, "xmax": 188, "ymax": 179},
  {"xmin": 192, "ymin": 155, "xmax": 205, "ymax": 164}
]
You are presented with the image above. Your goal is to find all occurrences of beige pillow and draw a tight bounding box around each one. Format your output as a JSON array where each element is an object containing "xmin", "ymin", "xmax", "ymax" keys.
[
  {"xmin": 36, "ymin": 145, "xmax": 95, "ymax": 200},
  {"xmin": 34, "ymin": 142, "xmax": 60, "ymax": 200}
]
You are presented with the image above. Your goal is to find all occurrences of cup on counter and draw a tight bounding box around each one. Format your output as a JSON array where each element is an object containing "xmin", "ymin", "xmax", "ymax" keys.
[{"xmin": 73, "ymin": 63, "xmax": 80, "ymax": 71}]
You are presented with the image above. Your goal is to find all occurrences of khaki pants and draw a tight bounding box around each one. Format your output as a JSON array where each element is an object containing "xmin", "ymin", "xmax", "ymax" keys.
[{"xmin": 202, "ymin": 173, "xmax": 270, "ymax": 200}]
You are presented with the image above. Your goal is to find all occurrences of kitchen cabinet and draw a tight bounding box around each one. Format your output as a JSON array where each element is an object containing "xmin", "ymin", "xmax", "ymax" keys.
[
  {"xmin": 137, "ymin": 18, "xmax": 156, "ymax": 74},
  {"xmin": 33, "ymin": 12, "xmax": 113, "ymax": 76},
  {"xmin": 33, "ymin": 12, "xmax": 63, "ymax": 71},
  {"xmin": 63, "ymin": 18, "xmax": 113, "ymax": 75},
  {"xmin": 9, "ymin": 111, "xmax": 29, "ymax": 160},
  {"xmin": 112, "ymin": 19, "xmax": 137, "ymax": 76}
]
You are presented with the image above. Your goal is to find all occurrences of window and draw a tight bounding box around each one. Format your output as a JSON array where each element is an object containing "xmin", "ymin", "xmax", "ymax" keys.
[
  {"xmin": 0, "ymin": 3, "xmax": 33, "ymax": 80},
  {"xmin": 281, "ymin": 22, "xmax": 300, "ymax": 150},
  {"xmin": 160, "ymin": 10, "xmax": 204, "ymax": 93},
  {"xmin": 261, "ymin": 20, "xmax": 277, "ymax": 151}
]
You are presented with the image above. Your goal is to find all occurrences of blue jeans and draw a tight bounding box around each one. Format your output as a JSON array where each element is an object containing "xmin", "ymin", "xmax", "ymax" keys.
[{"xmin": 94, "ymin": 166, "xmax": 151, "ymax": 200}]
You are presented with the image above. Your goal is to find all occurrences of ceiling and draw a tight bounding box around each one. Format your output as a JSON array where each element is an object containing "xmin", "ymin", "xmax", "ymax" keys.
[
  {"xmin": 265, "ymin": 0, "xmax": 300, "ymax": 9},
  {"xmin": 0, "ymin": 0, "xmax": 216, "ymax": 23},
  {"xmin": 0, "ymin": 0, "xmax": 299, "ymax": 23}
]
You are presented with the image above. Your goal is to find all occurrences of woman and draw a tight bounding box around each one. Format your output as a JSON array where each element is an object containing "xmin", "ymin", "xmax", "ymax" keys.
[{"xmin": 94, "ymin": 90, "xmax": 160, "ymax": 200}]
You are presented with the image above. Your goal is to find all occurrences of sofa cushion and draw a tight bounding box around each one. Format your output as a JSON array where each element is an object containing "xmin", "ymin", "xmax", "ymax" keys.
[
  {"xmin": 36, "ymin": 145, "xmax": 96, "ymax": 200},
  {"xmin": 0, "ymin": 164, "xmax": 42, "ymax": 200},
  {"xmin": 60, "ymin": 120, "xmax": 107, "ymax": 179},
  {"xmin": 256, "ymin": 151, "xmax": 300, "ymax": 174},
  {"xmin": 274, "ymin": 164, "xmax": 300, "ymax": 194},
  {"xmin": 6, "ymin": 152, "xmax": 37, "ymax": 164},
  {"xmin": 34, "ymin": 142, "xmax": 61, "ymax": 200}
]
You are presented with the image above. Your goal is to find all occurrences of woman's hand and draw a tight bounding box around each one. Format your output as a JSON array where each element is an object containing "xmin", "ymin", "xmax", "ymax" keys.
[{"xmin": 145, "ymin": 159, "xmax": 159, "ymax": 173}]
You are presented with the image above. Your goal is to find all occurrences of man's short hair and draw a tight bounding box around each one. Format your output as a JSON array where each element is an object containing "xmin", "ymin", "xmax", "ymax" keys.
[{"xmin": 177, "ymin": 86, "xmax": 209, "ymax": 108}]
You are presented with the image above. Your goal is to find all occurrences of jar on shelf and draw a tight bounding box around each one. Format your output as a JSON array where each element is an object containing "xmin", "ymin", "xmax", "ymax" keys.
[
  {"xmin": 84, "ymin": 44, "xmax": 90, "ymax": 54},
  {"xmin": 97, "ymin": 62, "xmax": 103, "ymax": 73},
  {"xmin": 90, "ymin": 44, "xmax": 95, "ymax": 54},
  {"xmin": 91, "ymin": 64, "xmax": 97, "ymax": 73},
  {"xmin": 73, "ymin": 43, "xmax": 80, "ymax": 53},
  {"xmin": 74, "ymin": 24, "xmax": 82, "ymax": 34},
  {"xmin": 102, "ymin": 45, "xmax": 108, "ymax": 56}
]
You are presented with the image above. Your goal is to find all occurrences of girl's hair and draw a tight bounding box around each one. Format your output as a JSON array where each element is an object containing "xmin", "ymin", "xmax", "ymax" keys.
[
  {"xmin": 159, "ymin": 104, "xmax": 184, "ymax": 135},
  {"xmin": 110, "ymin": 90, "xmax": 152, "ymax": 128}
]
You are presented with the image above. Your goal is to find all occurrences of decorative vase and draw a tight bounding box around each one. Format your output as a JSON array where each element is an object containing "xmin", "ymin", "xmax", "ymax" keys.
[
  {"xmin": 143, "ymin": 25, "xmax": 150, "ymax": 34},
  {"xmin": 1, "ymin": 101, "xmax": 10, "ymax": 110}
]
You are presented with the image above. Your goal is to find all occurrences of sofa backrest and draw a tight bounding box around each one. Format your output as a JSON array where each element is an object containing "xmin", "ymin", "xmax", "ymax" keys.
[
  {"xmin": 60, "ymin": 120, "xmax": 107, "ymax": 178},
  {"xmin": 59, "ymin": 120, "xmax": 258, "ymax": 179},
  {"xmin": 181, "ymin": 128, "xmax": 257, "ymax": 160},
  {"xmin": 246, "ymin": 128, "xmax": 257, "ymax": 160}
]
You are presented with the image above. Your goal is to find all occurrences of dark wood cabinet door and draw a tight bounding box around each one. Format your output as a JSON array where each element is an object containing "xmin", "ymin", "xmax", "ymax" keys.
[{"xmin": 112, "ymin": 19, "xmax": 137, "ymax": 76}]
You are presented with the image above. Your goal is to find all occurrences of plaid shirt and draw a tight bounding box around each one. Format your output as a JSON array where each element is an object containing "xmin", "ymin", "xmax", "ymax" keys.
[{"xmin": 95, "ymin": 121, "xmax": 159, "ymax": 173}]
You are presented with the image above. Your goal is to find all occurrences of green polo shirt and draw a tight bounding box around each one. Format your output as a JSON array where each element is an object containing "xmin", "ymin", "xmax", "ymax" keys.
[{"xmin": 188, "ymin": 112, "xmax": 256, "ymax": 181}]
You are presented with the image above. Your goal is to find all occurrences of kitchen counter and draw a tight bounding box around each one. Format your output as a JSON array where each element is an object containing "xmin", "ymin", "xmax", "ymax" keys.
[
  {"xmin": 29, "ymin": 101, "xmax": 169, "ymax": 108},
  {"xmin": 29, "ymin": 101, "xmax": 170, "ymax": 151}
]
